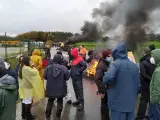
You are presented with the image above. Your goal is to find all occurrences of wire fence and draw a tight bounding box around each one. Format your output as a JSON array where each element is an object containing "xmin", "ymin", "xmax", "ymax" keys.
[{"xmin": 0, "ymin": 32, "xmax": 45, "ymax": 61}]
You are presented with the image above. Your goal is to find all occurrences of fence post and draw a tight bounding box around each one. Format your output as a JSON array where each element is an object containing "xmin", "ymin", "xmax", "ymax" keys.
[
  {"xmin": 28, "ymin": 39, "xmax": 30, "ymax": 52},
  {"xmin": 5, "ymin": 32, "xmax": 8, "ymax": 61}
]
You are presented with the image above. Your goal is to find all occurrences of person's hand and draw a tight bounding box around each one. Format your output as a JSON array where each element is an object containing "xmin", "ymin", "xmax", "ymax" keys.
[
  {"xmin": 100, "ymin": 94, "xmax": 105, "ymax": 99},
  {"xmin": 96, "ymin": 91, "xmax": 105, "ymax": 99},
  {"xmin": 67, "ymin": 63, "xmax": 71, "ymax": 66}
]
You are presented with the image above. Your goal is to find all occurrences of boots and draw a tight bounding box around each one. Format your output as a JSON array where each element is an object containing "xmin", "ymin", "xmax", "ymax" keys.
[
  {"xmin": 22, "ymin": 103, "xmax": 26, "ymax": 119},
  {"xmin": 77, "ymin": 104, "xmax": 84, "ymax": 111},
  {"xmin": 67, "ymin": 100, "xmax": 72, "ymax": 104},
  {"xmin": 25, "ymin": 104, "xmax": 36, "ymax": 120},
  {"xmin": 72, "ymin": 101, "xmax": 80, "ymax": 106}
]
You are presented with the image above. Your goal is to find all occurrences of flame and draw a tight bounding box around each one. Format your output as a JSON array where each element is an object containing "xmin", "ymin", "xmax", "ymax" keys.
[{"xmin": 87, "ymin": 59, "xmax": 99, "ymax": 77}]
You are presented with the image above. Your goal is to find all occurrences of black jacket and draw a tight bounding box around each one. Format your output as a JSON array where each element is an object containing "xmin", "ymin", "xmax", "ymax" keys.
[
  {"xmin": 140, "ymin": 55, "xmax": 156, "ymax": 91},
  {"xmin": 95, "ymin": 59, "xmax": 109, "ymax": 94},
  {"xmin": 44, "ymin": 63, "xmax": 70, "ymax": 98},
  {"xmin": 70, "ymin": 60, "xmax": 87, "ymax": 81}
]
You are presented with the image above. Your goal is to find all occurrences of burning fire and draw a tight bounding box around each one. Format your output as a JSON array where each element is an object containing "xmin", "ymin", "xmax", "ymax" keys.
[{"xmin": 87, "ymin": 59, "xmax": 99, "ymax": 77}]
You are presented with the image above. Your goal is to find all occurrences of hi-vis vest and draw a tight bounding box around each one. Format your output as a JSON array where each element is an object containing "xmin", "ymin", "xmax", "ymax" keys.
[{"xmin": 80, "ymin": 47, "xmax": 87, "ymax": 55}]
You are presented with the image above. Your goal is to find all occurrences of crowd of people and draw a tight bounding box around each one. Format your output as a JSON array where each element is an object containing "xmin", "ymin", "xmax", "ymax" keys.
[{"xmin": 0, "ymin": 43, "xmax": 160, "ymax": 120}]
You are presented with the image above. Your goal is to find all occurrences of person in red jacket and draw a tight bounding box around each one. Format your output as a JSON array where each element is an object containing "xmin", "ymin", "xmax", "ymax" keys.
[{"xmin": 70, "ymin": 48, "xmax": 87, "ymax": 111}]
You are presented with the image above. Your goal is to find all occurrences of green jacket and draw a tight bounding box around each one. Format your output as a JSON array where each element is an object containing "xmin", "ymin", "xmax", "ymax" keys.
[
  {"xmin": 0, "ymin": 75, "xmax": 18, "ymax": 120},
  {"xmin": 150, "ymin": 49, "xmax": 160, "ymax": 104}
]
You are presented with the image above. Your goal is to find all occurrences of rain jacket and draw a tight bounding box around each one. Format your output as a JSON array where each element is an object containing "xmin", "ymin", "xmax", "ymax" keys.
[
  {"xmin": 18, "ymin": 66, "xmax": 44, "ymax": 103},
  {"xmin": 103, "ymin": 43, "xmax": 140, "ymax": 112},
  {"xmin": 0, "ymin": 75, "xmax": 18, "ymax": 120},
  {"xmin": 150, "ymin": 49, "xmax": 160, "ymax": 104},
  {"xmin": 70, "ymin": 48, "xmax": 87, "ymax": 81},
  {"xmin": 30, "ymin": 49, "xmax": 44, "ymax": 80},
  {"xmin": 44, "ymin": 63, "xmax": 70, "ymax": 98}
]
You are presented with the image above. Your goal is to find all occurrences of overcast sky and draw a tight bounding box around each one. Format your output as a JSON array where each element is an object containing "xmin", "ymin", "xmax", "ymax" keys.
[
  {"xmin": 0, "ymin": 0, "xmax": 104, "ymax": 36},
  {"xmin": 0, "ymin": 0, "xmax": 159, "ymax": 36}
]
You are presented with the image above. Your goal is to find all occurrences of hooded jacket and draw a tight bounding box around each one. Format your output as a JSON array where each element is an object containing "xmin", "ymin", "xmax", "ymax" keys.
[
  {"xmin": 30, "ymin": 49, "xmax": 44, "ymax": 80},
  {"xmin": 139, "ymin": 55, "xmax": 155, "ymax": 92},
  {"xmin": 150, "ymin": 49, "xmax": 160, "ymax": 104},
  {"xmin": 0, "ymin": 74, "xmax": 18, "ymax": 120},
  {"xmin": 70, "ymin": 48, "xmax": 87, "ymax": 81},
  {"xmin": 44, "ymin": 55, "xmax": 70, "ymax": 98},
  {"xmin": 103, "ymin": 43, "xmax": 140, "ymax": 112}
]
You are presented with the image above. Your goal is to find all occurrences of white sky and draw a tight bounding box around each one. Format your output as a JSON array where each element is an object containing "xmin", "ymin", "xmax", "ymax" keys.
[
  {"xmin": 0, "ymin": 0, "xmax": 159, "ymax": 36},
  {"xmin": 0, "ymin": 0, "xmax": 104, "ymax": 36}
]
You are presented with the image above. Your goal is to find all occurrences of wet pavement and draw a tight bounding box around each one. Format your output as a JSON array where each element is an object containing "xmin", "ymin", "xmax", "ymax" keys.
[
  {"xmin": 16, "ymin": 79, "xmax": 101, "ymax": 120},
  {"xmin": 16, "ymin": 47, "xmax": 101, "ymax": 120},
  {"xmin": 16, "ymin": 47, "xmax": 140, "ymax": 120}
]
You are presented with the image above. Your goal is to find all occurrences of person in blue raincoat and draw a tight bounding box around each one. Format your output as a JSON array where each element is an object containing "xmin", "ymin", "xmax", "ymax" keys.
[{"xmin": 103, "ymin": 43, "xmax": 140, "ymax": 120}]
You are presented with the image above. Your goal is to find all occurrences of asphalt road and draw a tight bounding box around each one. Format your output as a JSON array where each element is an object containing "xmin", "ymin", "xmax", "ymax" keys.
[
  {"xmin": 16, "ymin": 47, "xmax": 101, "ymax": 120},
  {"xmin": 16, "ymin": 47, "xmax": 140, "ymax": 120}
]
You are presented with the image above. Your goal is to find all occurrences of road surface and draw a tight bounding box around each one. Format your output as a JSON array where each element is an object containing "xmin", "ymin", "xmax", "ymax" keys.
[
  {"xmin": 16, "ymin": 47, "xmax": 101, "ymax": 120},
  {"xmin": 16, "ymin": 47, "xmax": 140, "ymax": 120}
]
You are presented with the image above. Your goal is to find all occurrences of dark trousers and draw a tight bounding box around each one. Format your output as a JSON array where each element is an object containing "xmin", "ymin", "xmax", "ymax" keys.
[
  {"xmin": 101, "ymin": 93, "xmax": 110, "ymax": 120},
  {"xmin": 46, "ymin": 98, "xmax": 63, "ymax": 117},
  {"xmin": 136, "ymin": 91, "xmax": 149, "ymax": 119},
  {"xmin": 72, "ymin": 80, "xmax": 84, "ymax": 104}
]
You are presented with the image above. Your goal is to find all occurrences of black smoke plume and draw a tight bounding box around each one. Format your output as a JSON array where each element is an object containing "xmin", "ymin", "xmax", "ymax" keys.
[
  {"xmin": 67, "ymin": 0, "xmax": 160, "ymax": 51},
  {"xmin": 66, "ymin": 21, "xmax": 101, "ymax": 44}
]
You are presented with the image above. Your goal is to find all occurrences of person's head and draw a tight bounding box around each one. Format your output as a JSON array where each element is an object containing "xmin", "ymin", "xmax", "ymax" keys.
[
  {"xmin": 81, "ymin": 45, "xmax": 84, "ymax": 48},
  {"xmin": 102, "ymin": 50, "xmax": 111, "ymax": 59},
  {"xmin": 151, "ymin": 49, "xmax": 160, "ymax": 65},
  {"xmin": 112, "ymin": 43, "xmax": 127, "ymax": 60},
  {"xmin": 53, "ymin": 54, "xmax": 63, "ymax": 64},
  {"xmin": 149, "ymin": 44, "xmax": 155, "ymax": 51},
  {"xmin": 19, "ymin": 56, "xmax": 30, "ymax": 79},
  {"xmin": 32, "ymin": 49, "xmax": 41, "ymax": 56},
  {"xmin": 57, "ymin": 51, "xmax": 63, "ymax": 56},
  {"xmin": 22, "ymin": 56, "xmax": 30, "ymax": 66},
  {"xmin": 71, "ymin": 48, "xmax": 79, "ymax": 59},
  {"xmin": 143, "ymin": 47, "xmax": 151, "ymax": 56}
]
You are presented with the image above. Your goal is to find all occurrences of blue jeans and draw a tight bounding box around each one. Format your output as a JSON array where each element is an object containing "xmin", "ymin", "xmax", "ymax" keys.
[
  {"xmin": 110, "ymin": 110, "xmax": 134, "ymax": 120},
  {"xmin": 148, "ymin": 104, "xmax": 160, "ymax": 120}
]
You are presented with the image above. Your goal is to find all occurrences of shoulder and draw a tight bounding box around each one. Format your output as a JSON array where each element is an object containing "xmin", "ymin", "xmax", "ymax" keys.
[
  {"xmin": 46, "ymin": 64, "xmax": 52, "ymax": 70},
  {"xmin": 60, "ymin": 65, "xmax": 68, "ymax": 70},
  {"xmin": 97, "ymin": 61, "xmax": 105, "ymax": 68}
]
